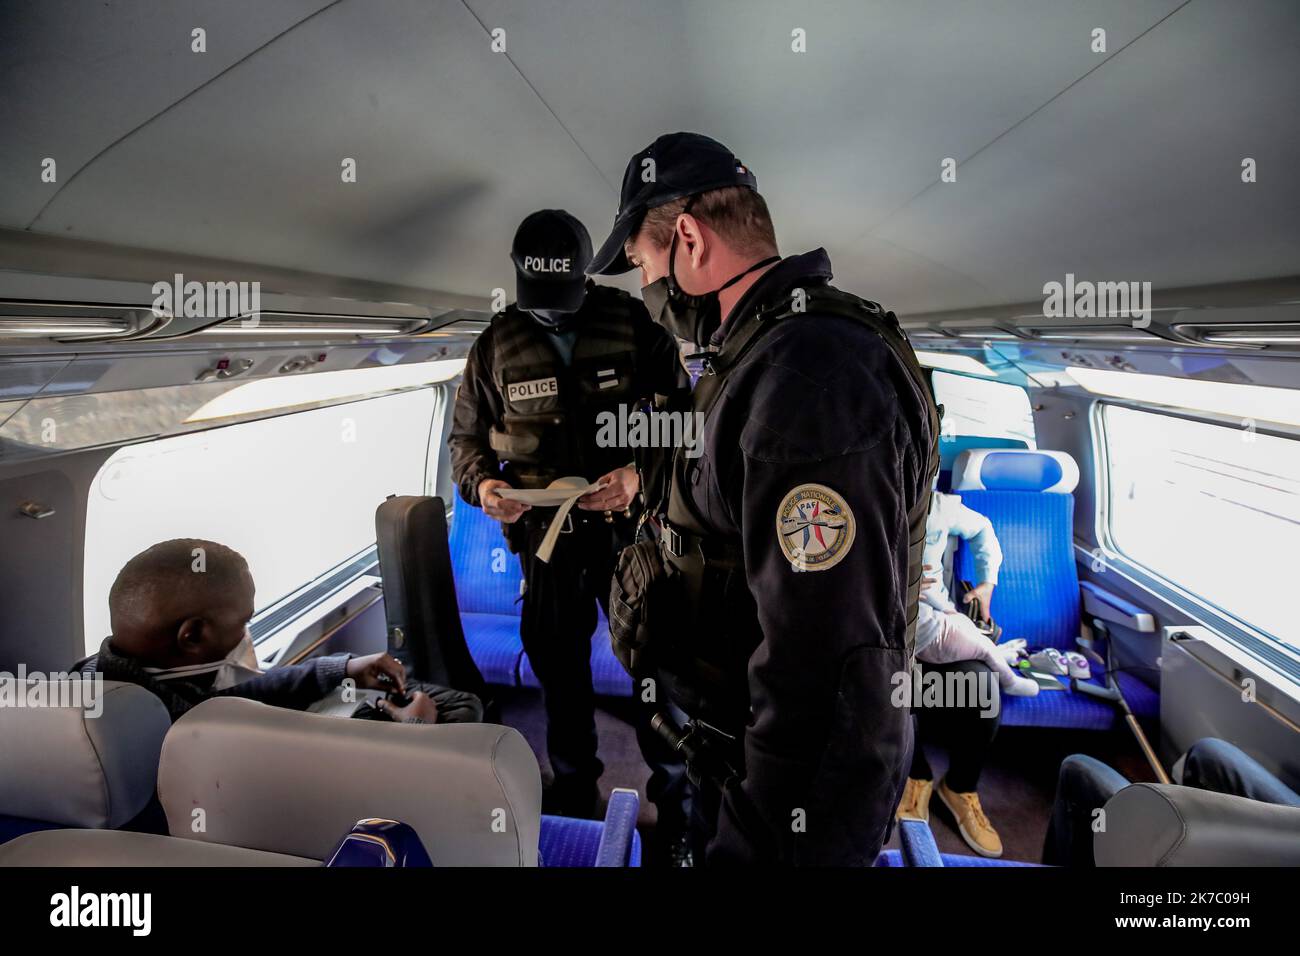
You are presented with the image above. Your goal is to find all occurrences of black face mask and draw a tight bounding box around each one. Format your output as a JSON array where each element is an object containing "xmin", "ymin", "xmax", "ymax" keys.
[
  {"xmin": 640, "ymin": 204, "xmax": 779, "ymax": 346},
  {"xmin": 530, "ymin": 308, "xmax": 579, "ymax": 331}
]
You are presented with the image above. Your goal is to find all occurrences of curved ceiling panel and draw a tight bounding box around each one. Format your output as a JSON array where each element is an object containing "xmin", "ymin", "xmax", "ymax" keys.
[
  {"xmin": 874, "ymin": 0, "xmax": 1300, "ymax": 314},
  {"xmin": 2, "ymin": 0, "xmax": 1296, "ymax": 318},
  {"xmin": 0, "ymin": 0, "xmax": 339, "ymax": 229}
]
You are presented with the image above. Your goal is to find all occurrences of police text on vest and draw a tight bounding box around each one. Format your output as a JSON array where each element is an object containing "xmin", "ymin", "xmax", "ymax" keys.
[{"xmin": 507, "ymin": 377, "xmax": 559, "ymax": 402}]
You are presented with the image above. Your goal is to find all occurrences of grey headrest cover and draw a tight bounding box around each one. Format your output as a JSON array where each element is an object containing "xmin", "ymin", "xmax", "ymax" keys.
[
  {"xmin": 157, "ymin": 697, "xmax": 542, "ymax": 865},
  {"xmin": 1096, "ymin": 783, "xmax": 1300, "ymax": 866},
  {"xmin": 0, "ymin": 679, "xmax": 170, "ymax": 827}
]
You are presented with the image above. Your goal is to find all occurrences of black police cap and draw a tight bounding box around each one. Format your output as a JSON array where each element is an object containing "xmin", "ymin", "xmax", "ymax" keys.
[
  {"xmin": 588, "ymin": 132, "xmax": 758, "ymax": 276},
  {"xmin": 511, "ymin": 209, "xmax": 592, "ymax": 312}
]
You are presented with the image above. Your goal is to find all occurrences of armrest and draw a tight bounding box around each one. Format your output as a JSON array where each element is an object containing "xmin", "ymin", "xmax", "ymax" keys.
[
  {"xmin": 898, "ymin": 818, "xmax": 945, "ymax": 867},
  {"xmin": 1095, "ymin": 783, "xmax": 1300, "ymax": 866},
  {"xmin": 593, "ymin": 788, "xmax": 641, "ymax": 867},
  {"xmin": 1080, "ymin": 580, "xmax": 1156, "ymax": 633}
]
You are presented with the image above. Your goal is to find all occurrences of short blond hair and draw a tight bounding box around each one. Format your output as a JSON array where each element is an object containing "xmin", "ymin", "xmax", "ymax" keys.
[{"xmin": 631, "ymin": 186, "xmax": 777, "ymax": 260}]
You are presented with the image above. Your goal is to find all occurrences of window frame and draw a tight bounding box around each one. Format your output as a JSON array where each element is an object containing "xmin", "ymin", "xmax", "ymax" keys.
[
  {"xmin": 1090, "ymin": 398, "xmax": 1300, "ymax": 688},
  {"xmin": 928, "ymin": 368, "xmax": 1037, "ymax": 448},
  {"xmin": 82, "ymin": 382, "xmax": 452, "ymax": 656}
]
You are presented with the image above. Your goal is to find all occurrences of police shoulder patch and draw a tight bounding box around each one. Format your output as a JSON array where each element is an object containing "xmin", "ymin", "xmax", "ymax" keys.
[{"xmin": 776, "ymin": 483, "xmax": 855, "ymax": 571}]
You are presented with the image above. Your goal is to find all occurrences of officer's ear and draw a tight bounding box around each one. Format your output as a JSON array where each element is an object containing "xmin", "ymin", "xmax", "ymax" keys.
[{"xmin": 675, "ymin": 212, "xmax": 708, "ymax": 269}]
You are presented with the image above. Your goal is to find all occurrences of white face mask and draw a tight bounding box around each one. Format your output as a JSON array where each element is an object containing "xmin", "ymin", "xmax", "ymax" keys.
[{"xmin": 143, "ymin": 629, "xmax": 263, "ymax": 691}]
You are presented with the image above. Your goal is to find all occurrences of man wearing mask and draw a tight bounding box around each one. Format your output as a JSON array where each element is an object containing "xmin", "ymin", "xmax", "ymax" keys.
[
  {"xmin": 594, "ymin": 133, "xmax": 939, "ymax": 865},
  {"xmin": 449, "ymin": 210, "xmax": 692, "ymax": 855}
]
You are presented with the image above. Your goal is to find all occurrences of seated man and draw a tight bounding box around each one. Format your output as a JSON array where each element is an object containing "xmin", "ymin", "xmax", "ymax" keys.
[
  {"xmin": 78, "ymin": 538, "xmax": 482, "ymax": 725},
  {"xmin": 898, "ymin": 486, "xmax": 1031, "ymax": 859},
  {"xmin": 1043, "ymin": 737, "xmax": 1300, "ymax": 866}
]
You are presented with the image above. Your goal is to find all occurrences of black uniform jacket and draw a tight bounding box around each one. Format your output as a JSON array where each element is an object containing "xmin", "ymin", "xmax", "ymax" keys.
[
  {"xmin": 690, "ymin": 250, "xmax": 934, "ymax": 866},
  {"xmin": 449, "ymin": 283, "xmax": 689, "ymax": 507}
]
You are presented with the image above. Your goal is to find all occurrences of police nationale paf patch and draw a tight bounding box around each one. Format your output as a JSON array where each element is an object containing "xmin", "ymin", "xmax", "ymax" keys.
[{"xmin": 776, "ymin": 483, "xmax": 855, "ymax": 571}]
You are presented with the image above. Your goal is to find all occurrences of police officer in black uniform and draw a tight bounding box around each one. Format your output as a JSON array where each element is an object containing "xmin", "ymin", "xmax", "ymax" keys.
[
  {"xmin": 593, "ymin": 134, "xmax": 940, "ymax": 865},
  {"xmin": 449, "ymin": 209, "xmax": 692, "ymax": 839}
]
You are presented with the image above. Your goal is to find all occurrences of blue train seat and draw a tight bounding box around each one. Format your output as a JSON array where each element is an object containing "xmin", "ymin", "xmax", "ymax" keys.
[
  {"xmin": 949, "ymin": 449, "xmax": 1153, "ymax": 730},
  {"xmin": 447, "ymin": 497, "xmax": 527, "ymax": 686},
  {"xmin": 936, "ymin": 434, "xmax": 1029, "ymax": 491},
  {"xmin": 448, "ymin": 497, "xmax": 633, "ymax": 695},
  {"xmin": 874, "ymin": 819, "xmax": 1040, "ymax": 867},
  {"xmin": 539, "ymin": 788, "xmax": 642, "ymax": 867}
]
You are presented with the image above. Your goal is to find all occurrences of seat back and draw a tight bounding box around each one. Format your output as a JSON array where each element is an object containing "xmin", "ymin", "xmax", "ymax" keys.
[
  {"xmin": 0, "ymin": 677, "xmax": 170, "ymax": 833},
  {"xmin": 1097, "ymin": 783, "xmax": 1300, "ymax": 866},
  {"xmin": 952, "ymin": 449, "xmax": 1081, "ymax": 650},
  {"xmin": 375, "ymin": 495, "xmax": 487, "ymax": 698},
  {"xmin": 157, "ymin": 697, "xmax": 542, "ymax": 865},
  {"xmin": 448, "ymin": 497, "xmax": 525, "ymax": 616},
  {"xmin": 937, "ymin": 435, "xmax": 1028, "ymax": 491}
]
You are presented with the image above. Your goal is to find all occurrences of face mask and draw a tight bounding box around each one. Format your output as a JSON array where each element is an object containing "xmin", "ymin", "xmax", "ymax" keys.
[
  {"xmin": 144, "ymin": 629, "xmax": 263, "ymax": 691},
  {"xmin": 640, "ymin": 198, "xmax": 780, "ymax": 346}
]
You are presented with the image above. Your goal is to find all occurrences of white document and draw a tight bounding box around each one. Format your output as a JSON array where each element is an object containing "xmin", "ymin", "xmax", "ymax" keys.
[{"xmin": 496, "ymin": 476, "xmax": 608, "ymax": 563}]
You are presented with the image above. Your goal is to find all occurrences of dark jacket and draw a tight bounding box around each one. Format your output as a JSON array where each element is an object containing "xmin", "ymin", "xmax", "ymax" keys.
[
  {"xmin": 684, "ymin": 250, "xmax": 934, "ymax": 866},
  {"xmin": 77, "ymin": 638, "xmax": 351, "ymax": 723},
  {"xmin": 448, "ymin": 282, "xmax": 690, "ymax": 506}
]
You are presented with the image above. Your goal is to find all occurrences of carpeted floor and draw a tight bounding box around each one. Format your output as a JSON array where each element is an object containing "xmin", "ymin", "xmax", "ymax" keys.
[{"xmin": 496, "ymin": 687, "xmax": 1155, "ymax": 865}]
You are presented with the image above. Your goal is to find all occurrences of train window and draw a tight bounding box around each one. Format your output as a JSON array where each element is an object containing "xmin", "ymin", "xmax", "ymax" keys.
[
  {"xmin": 931, "ymin": 370, "xmax": 1036, "ymax": 446},
  {"xmin": 82, "ymin": 388, "xmax": 440, "ymax": 651},
  {"xmin": 1101, "ymin": 404, "xmax": 1299, "ymax": 646}
]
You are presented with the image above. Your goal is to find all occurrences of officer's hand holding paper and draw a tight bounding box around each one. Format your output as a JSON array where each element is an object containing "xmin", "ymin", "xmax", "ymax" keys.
[
  {"xmin": 496, "ymin": 476, "xmax": 609, "ymax": 563},
  {"xmin": 478, "ymin": 478, "xmax": 530, "ymax": 523},
  {"xmin": 577, "ymin": 464, "xmax": 639, "ymax": 512}
]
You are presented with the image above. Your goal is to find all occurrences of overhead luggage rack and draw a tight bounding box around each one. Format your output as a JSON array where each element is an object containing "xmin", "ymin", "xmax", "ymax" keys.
[
  {"xmin": 175, "ymin": 311, "xmax": 436, "ymax": 341},
  {"xmin": 0, "ymin": 300, "xmax": 169, "ymax": 343}
]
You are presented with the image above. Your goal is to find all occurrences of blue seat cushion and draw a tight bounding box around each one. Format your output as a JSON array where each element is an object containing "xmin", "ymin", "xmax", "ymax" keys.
[
  {"xmin": 520, "ymin": 608, "xmax": 633, "ymax": 697},
  {"xmin": 875, "ymin": 849, "xmax": 1041, "ymax": 867},
  {"xmin": 448, "ymin": 499, "xmax": 525, "ymax": 617},
  {"xmin": 539, "ymin": 814, "xmax": 642, "ymax": 867},
  {"xmin": 999, "ymin": 675, "xmax": 1119, "ymax": 730},
  {"xmin": 954, "ymin": 490, "xmax": 1080, "ymax": 650},
  {"xmin": 461, "ymin": 612, "xmax": 524, "ymax": 686}
]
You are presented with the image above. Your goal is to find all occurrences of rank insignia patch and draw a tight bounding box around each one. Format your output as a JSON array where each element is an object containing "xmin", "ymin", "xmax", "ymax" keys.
[{"xmin": 776, "ymin": 483, "xmax": 855, "ymax": 571}]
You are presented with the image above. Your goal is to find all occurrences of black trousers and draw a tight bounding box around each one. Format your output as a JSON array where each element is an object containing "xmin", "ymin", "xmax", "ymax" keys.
[
  {"xmin": 908, "ymin": 659, "xmax": 1001, "ymax": 793},
  {"xmin": 516, "ymin": 512, "xmax": 690, "ymax": 830}
]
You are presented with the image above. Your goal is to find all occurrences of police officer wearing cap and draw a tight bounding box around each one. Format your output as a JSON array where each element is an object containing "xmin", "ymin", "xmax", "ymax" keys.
[
  {"xmin": 449, "ymin": 209, "xmax": 692, "ymax": 838},
  {"xmin": 594, "ymin": 134, "xmax": 940, "ymax": 865}
]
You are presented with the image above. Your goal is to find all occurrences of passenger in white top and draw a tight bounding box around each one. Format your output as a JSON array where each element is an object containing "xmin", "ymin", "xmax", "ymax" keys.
[{"xmin": 915, "ymin": 491, "xmax": 1037, "ymax": 697}]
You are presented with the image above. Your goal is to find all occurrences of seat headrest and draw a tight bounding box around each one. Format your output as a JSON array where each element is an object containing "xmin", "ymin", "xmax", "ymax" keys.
[
  {"xmin": 1096, "ymin": 783, "xmax": 1300, "ymax": 867},
  {"xmin": 0, "ymin": 678, "xmax": 170, "ymax": 828},
  {"xmin": 952, "ymin": 449, "xmax": 1079, "ymax": 493},
  {"xmin": 157, "ymin": 697, "xmax": 542, "ymax": 866}
]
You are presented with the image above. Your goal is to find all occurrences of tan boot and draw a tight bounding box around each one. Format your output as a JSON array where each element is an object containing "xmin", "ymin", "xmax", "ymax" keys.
[
  {"xmin": 936, "ymin": 777, "xmax": 1003, "ymax": 858},
  {"xmin": 895, "ymin": 777, "xmax": 933, "ymax": 823}
]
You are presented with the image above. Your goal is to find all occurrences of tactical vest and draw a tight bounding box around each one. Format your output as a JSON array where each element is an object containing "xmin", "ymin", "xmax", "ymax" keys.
[
  {"xmin": 656, "ymin": 284, "xmax": 941, "ymax": 726},
  {"xmin": 487, "ymin": 288, "xmax": 644, "ymax": 490}
]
